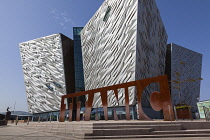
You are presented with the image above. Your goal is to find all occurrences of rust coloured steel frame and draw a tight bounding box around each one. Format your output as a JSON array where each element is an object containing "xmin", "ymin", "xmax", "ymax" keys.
[{"xmin": 59, "ymin": 75, "xmax": 174, "ymax": 122}]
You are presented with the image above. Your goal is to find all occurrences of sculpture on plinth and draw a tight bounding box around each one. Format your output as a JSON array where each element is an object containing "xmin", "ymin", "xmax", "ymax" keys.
[{"xmin": 5, "ymin": 107, "xmax": 11, "ymax": 120}]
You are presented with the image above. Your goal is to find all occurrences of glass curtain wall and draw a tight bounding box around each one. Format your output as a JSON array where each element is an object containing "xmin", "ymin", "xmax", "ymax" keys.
[{"xmin": 73, "ymin": 27, "xmax": 86, "ymax": 107}]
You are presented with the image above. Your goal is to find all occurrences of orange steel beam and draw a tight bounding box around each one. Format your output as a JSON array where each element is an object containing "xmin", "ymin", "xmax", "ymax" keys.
[
  {"xmin": 59, "ymin": 75, "xmax": 174, "ymax": 122},
  {"xmin": 101, "ymin": 90, "xmax": 108, "ymax": 121},
  {"xmin": 85, "ymin": 92, "xmax": 94, "ymax": 121},
  {"xmin": 59, "ymin": 97, "xmax": 66, "ymax": 122},
  {"xmin": 76, "ymin": 102, "xmax": 81, "ymax": 121},
  {"xmin": 124, "ymin": 86, "xmax": 130, "ymax": 120},
  {"xmin": 68, "ymin": 103, "xmax": 73, "ymax": 122}
]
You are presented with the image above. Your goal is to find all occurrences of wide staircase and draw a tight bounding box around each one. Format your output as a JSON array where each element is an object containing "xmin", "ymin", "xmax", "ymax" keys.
[
  {"xmin": 84, "ymin": 121, "xmax": 210, "ymax": 139},
  {"xmin": 16, "ymin": 121, "xmax": 210, "ymax": 139}
]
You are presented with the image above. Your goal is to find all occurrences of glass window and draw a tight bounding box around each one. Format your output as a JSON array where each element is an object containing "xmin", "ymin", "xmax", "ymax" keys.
[{"xmin": 103, "ymin": 6, "xmax": 111, "ymax": 22}]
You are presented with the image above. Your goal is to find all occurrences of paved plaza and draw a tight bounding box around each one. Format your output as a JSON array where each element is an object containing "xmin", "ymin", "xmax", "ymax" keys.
[
  {"xmin": 0, "ymin": 121, "xmax": 210, "ymax": 140},
  {"xmin": 0, "ymin": 125, "xmax": 71, "ymax": 140}
]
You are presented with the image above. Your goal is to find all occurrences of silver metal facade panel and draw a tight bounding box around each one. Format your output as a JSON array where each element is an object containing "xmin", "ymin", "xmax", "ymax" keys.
[
  {"xmin": 81, "ymin": 0, "xmax": 167, "ymax": 108},
  {"xmin": 19, "ymin": 34, "xmax": 67, "ymax": 114},
  {"xmin": 81, "ymin": 0, "xmax": 138, "ymax": 107},
  {"xmin": 136, "ymin": 0, "xmax": 168, "ymax": 107}
]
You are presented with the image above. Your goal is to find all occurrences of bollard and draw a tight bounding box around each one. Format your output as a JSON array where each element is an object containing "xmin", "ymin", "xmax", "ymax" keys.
[
  {"xmin": 95, "ymin": 107, "xmax": 99, "ymax": 121},
  {"xmin": 174, "ymin": 106, "xmax": 178, "ymax": 120},
  {"xmin": 113, "ymin": 106, "xmax": 118, "ymax": 121},
  {"xmin": 38, "ymin": 116, "xmax": 40, "ymax": 123},
  {"xmin": 27, "ymin": 117, "xmax": 30, "ymax": 125},
  {"xmin": 15, "ymin": 116, "xmax": 18, "ymax": 125},
  {"xmin": 50, "ymin": 115, "xmax": 52, "ymax": 122}
]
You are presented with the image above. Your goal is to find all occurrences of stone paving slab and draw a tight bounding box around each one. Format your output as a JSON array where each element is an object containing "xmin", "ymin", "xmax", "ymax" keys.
[
  {"xmin": 1, "ymin": 120, "xmax": 210, "ymax": 140},
  {"xmin": 0, "ymin": 125, "xmax": 77, "ymax": 140},
  {"xmin": 1, "ymin": 125, "xmax": 210, "ymax": 140}
]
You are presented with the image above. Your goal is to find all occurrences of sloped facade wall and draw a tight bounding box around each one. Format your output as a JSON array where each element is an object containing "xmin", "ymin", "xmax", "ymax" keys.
[
  {"xmin": 136, "ymin": 0, "xmax": 168, "ymax": 107},
  {"xmin": 166, "ymin": 43, "xmax": 202, "ymax": 112},
  {"xmin": 81, "ymin": 0, "xmax": 167, "ymax": 108},
  {"xmin": 20, "ymin": 34, "xmax": 74, "ymax": 113}
]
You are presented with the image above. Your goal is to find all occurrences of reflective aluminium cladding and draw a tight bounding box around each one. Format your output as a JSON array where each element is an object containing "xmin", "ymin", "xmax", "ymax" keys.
[
  {"xmin": 19, "ymin": 33, "xmax": 75, "ymax": 114},
  {"xmin": 165, "ymin": 43, "xmax": 202, "ymax": 112},
  {"xmin": 80, "ymin": 0, "xmax": 168, "ymax": 108}
]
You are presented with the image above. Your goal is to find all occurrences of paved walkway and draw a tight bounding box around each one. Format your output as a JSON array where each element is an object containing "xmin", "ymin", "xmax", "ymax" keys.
[
  {"xmin": 0, "ymin": 125, "xmax": 72, "ymax": 140},
  {"xmin": 0, "ymin": 122, "xmax": 210, "ymax": 140}
]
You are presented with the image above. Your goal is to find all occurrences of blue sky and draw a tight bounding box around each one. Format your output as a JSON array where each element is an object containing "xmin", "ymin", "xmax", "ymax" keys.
[{"xmin": 0, "ymin": 0, "xmax": 209, "ymax": 112}]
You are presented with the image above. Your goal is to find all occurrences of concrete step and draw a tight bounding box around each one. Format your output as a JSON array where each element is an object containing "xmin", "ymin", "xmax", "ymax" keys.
[
  {"xmin": 93, "ymin": 124, "xmax": 183, "ymax": 131},
  {"xmin": 151, "ymin": 129, "xmax": 210, "ymax": 135},
  {"xmin": 84, "ymin": 133, "xmax": 210, "ymax": 139},
  {"xmin": 16, "ymin": 121, "xmax": 210, "ymax": 139},
  {"xmin": 85, "ymin": 128, "xmax": 153, "ymax": 136},
  {"xmin": 179, "ymin": 121, "xmax": 210, "ymax": 129},
  {"xmin": 92, "ymin": 122, "xmax": 177, "ymax": 126}
]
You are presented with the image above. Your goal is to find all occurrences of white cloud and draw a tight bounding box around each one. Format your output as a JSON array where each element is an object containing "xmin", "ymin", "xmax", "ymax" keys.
[{"xmin": 50, "ymin": 8, "xmax": 75, "ymax": 30}]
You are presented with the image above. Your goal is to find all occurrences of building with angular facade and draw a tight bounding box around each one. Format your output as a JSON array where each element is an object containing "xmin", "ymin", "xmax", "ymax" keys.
[
  {"xmin": 80, "ymin": 0, "xmax": 168, "ymax": 118},
  {"xmin": 197, "ymin": 100, "xmax": 210, "ymax": 119},
  {"xmin": 19, "ymin": 33, "xmax": 75, "ymax": 114},
  {"xmin": 165, "ymin": 43, "xmax": 202, "ymax": 113}
]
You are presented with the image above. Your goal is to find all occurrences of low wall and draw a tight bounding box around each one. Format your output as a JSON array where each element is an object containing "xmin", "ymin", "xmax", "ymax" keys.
[
  {"xmin": 0, "ymin": 120, "xmax": 7, "ymax": 126},
  {"xmin": 7, "ymin": 120, "xmax": 27, "ymax": 124}
]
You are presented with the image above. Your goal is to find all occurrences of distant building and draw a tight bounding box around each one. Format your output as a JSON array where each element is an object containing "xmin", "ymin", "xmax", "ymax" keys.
[
  {"xmin": 80, "ymin": 0, "xmax": 168, "ymax": 119},
  {"xmin": 19, "ymin": 33, "xmax": 75, "ymax": 114},
  {"xmin": 165, "ymin": 43, "xmax": 202, "ymax": 113},
  {"xmin": 197, "ymin": 100, "xmax": 210, "ymax": 119},
  {"xmin": 0, "ymin": 111, "xmax": 33, "ymax": 120}
]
